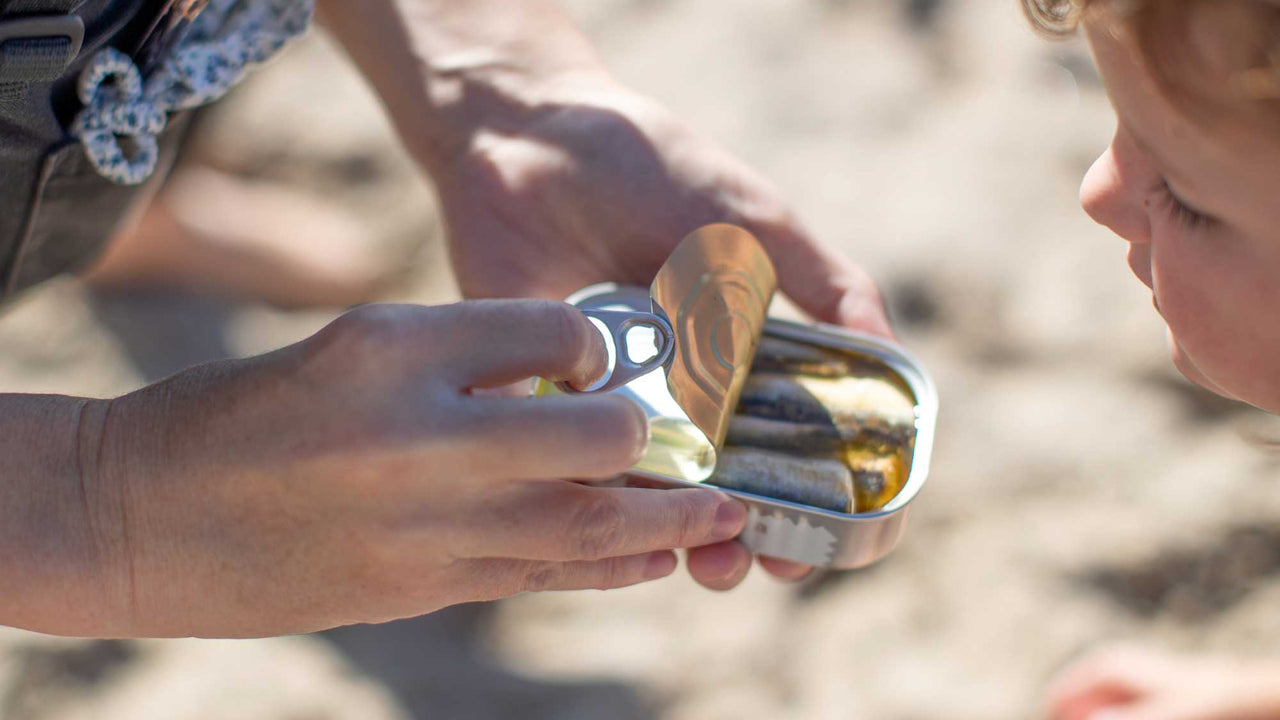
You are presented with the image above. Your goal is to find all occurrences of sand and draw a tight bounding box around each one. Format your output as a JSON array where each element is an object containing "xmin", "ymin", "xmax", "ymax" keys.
[{"xmin": 3, "ymin": 1, "xmax": 1279, "ymax": 718}]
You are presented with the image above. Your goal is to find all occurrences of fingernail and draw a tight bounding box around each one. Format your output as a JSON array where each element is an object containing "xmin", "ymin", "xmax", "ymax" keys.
[
  {"xmin": 711, "ymin": 498, "xmax": 747, "ymax": 541},
  {"xmin": 644, "ymin": 551, "xmax": 677, "ymax": 580}
]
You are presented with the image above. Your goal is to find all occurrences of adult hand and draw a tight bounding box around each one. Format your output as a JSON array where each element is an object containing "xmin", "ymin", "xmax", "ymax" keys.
[
  {"xmin": 431, "ymin": 74, "xmax": 891, "ymax": 339},
  {"xmin": 1048, "ymin": 646, "xmax": 1280, "ymax": 720},
  {"xmin": 78, "ymin": 301, "xmax": 747, "ymax": 638},
  {"xmin": 427, "ymin": 73, "xmax": 891, "ymax": 589}
]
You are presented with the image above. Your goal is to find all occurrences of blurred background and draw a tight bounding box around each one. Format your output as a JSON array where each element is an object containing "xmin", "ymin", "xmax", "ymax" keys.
[{"xmin": 3, "ymin": 0, "xmax": 1280, "ymax": 718}]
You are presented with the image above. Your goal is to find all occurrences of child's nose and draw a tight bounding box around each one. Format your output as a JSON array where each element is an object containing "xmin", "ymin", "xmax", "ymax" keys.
[{"xmin": 1079, "ymin": 135, "xmax": 1152, "ymax": 245}]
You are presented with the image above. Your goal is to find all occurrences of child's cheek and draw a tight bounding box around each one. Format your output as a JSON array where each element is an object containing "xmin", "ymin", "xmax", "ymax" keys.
[
  {"xmin": 1148, "ymin": 228, "xmax": 1237, "ymax": 385},
  {"xmin": 1149, "ymin": 226, "xmax": 1280, "ymax": 408}
]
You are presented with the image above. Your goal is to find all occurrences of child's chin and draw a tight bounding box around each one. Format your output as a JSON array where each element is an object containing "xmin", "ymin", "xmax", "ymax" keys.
[{"xmin": 1168, "ymin": 333, "xmax": 1236, "ymax": 400}]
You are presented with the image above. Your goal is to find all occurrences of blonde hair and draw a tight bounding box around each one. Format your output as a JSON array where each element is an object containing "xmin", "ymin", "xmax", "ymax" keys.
[
  {"xmin": 1022, "ymin": 0, "xmax": 1280, "ymax": 100},
  {"xmin": 1022, "ymin": 0, "xmax": 1086, "ymax": 36}
]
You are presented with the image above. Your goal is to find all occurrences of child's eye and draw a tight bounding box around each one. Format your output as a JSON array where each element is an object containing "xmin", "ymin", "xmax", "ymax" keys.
[{"xmin": 1161, "ymin": 181, "xmax": 1212, "ymax": 230}]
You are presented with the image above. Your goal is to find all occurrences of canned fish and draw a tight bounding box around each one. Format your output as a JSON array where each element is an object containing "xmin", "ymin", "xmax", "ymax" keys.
[{"xmin": 539, "ymin": 224, "xmax": 937, "ymax": 569}]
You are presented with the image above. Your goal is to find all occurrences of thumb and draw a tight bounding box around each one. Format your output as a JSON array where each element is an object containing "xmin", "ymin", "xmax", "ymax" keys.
[{"xmin": 748, "ymin": 216, "xmax": 894, "ymax": 339}]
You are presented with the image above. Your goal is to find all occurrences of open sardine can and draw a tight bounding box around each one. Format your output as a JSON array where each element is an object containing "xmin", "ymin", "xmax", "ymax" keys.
[{"xmin": 538, "ymin": 224, "xmax": 937, "ymax": 569}]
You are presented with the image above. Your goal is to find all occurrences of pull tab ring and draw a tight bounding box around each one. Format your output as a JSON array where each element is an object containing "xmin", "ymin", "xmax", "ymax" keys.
[{"xmin": 557, "ymin": 310, "xmax": 674, "ymax": 394}]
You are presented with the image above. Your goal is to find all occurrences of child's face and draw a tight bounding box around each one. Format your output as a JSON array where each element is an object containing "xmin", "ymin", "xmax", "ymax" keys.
[{"xmin": 1079, "ymin": 2, "xmax": 1280, "ymax": 413}]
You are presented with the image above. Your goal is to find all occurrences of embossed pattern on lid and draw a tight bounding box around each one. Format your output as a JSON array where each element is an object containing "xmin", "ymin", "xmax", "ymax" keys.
[{"xmin": 650, "ymin": 224, "xmax": 777, "ymax": 449}]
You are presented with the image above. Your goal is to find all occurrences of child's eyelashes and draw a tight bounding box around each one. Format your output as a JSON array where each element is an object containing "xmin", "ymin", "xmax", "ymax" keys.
[{"xmin": 1161, "ymin": 181, "xmax": 1213, "ymax": 230}]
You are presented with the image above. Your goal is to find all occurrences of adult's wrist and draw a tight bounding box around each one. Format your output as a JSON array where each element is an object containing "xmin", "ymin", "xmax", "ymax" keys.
[
  {"xmin": 85, "ymin": 363, "xmax": 244, "ymax": 637},
  {"xmin": 316, "ymin": 0, "xmax": 614, "ymax": 175},
  {"xmin": 71, "ymin": 395, "xmax": 141, "ymax": 637},
  {"xmin": 414, "ymin": 63, "xmax": 617, "ymax": 173},
  {"xmin": 0, "ymin": 394, "xmax": 137, "ymax": 636}
]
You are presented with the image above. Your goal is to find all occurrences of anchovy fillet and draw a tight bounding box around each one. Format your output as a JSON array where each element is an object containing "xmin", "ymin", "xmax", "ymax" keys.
[
  {"xmin": 725, "ymin": 415, "xmax": 844, "ymax": 456},
  {"xmin": 750, "ymin": 337, "xmax": 854, "ymax": 377},
  {"xmin": 709, "ymin": 448, "xmax": 854, "ymax": 513},
  {"xmin": 708, "ymin": 336, "xmax": 917, "ymax": 514},
  {"xmin": 736, "ymin": 373, "xmax": 916, "ymax": 449},
  {"xmin": 751, "ymin": 337, "xmax": 898, "ymax": 378}
]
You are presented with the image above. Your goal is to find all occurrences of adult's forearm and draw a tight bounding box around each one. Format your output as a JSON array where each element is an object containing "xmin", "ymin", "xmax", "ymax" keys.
[
  {"xmin": 316, "ymin": 0, "xmax": 609, "ymax": 172},
  {"xmin": 0, "ymin": 394, "xmax": 130, "ymax": 636}
]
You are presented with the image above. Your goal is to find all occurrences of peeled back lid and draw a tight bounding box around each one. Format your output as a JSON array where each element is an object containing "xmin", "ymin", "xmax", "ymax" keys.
[{"xmin": 650, "ymin": 224, "xmax": 777, "ymax": 450}]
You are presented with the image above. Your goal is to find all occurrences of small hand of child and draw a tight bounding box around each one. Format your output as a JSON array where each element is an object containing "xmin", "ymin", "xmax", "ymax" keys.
[
  {"xmin": 82, "ymin": 300, "xmax": 746, "ymax": 638},
  {"xmin": 1048, "ymin": 646, "xmax": 1280, "ymax": 720}
]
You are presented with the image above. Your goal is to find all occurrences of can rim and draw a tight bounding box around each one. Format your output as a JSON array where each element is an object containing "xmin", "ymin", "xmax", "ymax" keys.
[{"xmin": 563, "ymin": 282, "xmax": 937, "ymax": 520}]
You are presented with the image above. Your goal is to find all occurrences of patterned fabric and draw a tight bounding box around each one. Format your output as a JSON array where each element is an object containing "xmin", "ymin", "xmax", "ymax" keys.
[{"xmin": 71, "ymin": 0, "xmax": 313, "ymax": 185}]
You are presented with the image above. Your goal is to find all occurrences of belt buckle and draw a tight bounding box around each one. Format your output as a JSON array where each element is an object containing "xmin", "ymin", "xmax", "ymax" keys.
[{"xmin": 0, "ymin": 15, "xmax": 86, "ymax": 83}]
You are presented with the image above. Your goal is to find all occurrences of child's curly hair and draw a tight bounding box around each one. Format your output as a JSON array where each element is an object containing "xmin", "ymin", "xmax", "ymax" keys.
[
  {"xmin": 1022, "ymin": 0, "xmax": 1086, "ymax": 35},
  {"xmin": 1022, "ymin": 0, "xmax": 1280, "ymax": 101}
]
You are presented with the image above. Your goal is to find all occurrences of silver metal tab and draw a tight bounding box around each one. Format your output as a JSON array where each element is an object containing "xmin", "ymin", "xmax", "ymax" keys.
[{"xmin": 556, "ymin": 310, "xmax": 674, "ymax": 394}]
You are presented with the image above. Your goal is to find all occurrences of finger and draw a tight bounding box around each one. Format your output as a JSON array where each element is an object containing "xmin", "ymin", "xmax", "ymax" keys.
[
  {"xmin": 450, "ymin": 483, "xmax": 747, "ymax": 561},
  {"xmin": 757, "ymin": 555, "xmax": 814, "ymax": 582},
  {"xmin": 620, "ymin": 485, "xmax": 812, "ymax": 585},
  {"xmin": 453, "ymin": 393, "xmax": 649, "ymax": 481},
  {"xmin": 455, "ymin": 551, "xmax": 678, "ymax": 600},
  {"xmin": 747, "ymin": 217, "xmax": 894, "ymax": 338},
  {"xmin": 1085, "ymin": 699, "xmax": 1208, "ymax": 720},
  {"xmin": 1052, "ymin": 692, "xmax": 1141, "ymax": 720},
  {"xmin": 1082, "ymin": 706, "xmax": 1146, "ymax": 720},
  {"xmin": 469, "ymin": 380, "xmax": 538, "ymax": 399},
  {"xmin": 621, "ymin": 475, "xmax": 677, "ymax": 490},
  {"xmin": 1047, "ymin": 648, "xmax": 1162, "ymax": 720},
  {"xmin": 433, "ymin": 299, "xmax": 609, "ymax": 390},
  {"xmin": 686, "ymin": 541, "xmax": 752, "ymax": 591}
]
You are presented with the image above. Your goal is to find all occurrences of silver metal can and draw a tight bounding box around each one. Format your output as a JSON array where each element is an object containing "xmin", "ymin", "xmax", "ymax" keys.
[{"xmin": 540, "ymin": 225, "xmax": 937, "ymax": 569}]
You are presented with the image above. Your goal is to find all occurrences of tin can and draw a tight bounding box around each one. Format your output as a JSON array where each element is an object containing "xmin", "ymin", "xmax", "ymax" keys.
[{"xmin": 540, "ymin": 225, "xmax": 937, "ymax": 569}]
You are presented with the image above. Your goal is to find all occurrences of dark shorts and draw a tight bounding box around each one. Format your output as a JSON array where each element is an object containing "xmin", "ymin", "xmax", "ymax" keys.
[{"xmin": 0, "ymin": 0, "xmax": 182, "ymax": 299}]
